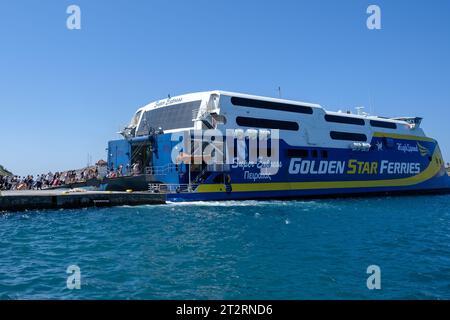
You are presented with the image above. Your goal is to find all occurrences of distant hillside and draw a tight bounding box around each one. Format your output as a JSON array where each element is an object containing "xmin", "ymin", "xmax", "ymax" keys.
[{"xmin": 0, "ymin": 165, "xmax": 13, "ymax": 176}]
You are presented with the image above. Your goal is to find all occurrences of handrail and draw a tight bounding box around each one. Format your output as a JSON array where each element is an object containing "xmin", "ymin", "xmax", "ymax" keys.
[
  {"xmin": 146, "ymin": 164, "xmax": 178, "ymax": 175},
  {"xmin": 148, "ymin": 183, "xmax": 198, "ymax": 193}
]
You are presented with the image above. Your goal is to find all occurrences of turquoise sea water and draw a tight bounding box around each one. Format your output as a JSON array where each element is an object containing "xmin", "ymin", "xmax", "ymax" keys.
[{"xmin": 1, "ymin": 195, "xmax": 450, "ymax": 300}]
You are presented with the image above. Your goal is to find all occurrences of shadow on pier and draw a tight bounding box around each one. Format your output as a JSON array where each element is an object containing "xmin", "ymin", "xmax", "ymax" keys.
[{"xmin": 0, "ymin": 190, "xmax": 165, "ymax": 212}]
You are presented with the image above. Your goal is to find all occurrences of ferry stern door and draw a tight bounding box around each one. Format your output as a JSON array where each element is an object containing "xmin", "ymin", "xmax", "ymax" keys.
[{"xmin": 130, "ymin": 141, "xmax": 153, "ymax": 175}]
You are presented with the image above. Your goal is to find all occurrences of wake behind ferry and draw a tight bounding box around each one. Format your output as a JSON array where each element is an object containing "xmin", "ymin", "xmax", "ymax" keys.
[{"xmin": 104, "ymin": 90, "xmax": 450, "ymax": 201}]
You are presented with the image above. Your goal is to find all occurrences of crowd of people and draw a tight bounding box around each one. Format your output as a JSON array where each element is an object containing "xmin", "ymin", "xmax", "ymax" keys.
[
  {"xmin": 0, "ymin": 162, "xmax": 146, "ymax": 190},
  {"xmin": 106, "ymin": 164, "xmax": 125, "ymax": 179},
  {"xmin": 0, "ymin": 167, "xmax": 100, "ymax": 191},
  {"xmin": 0, "ymin": 162, "xmax": 143, "ymax": 191},
  {"xmin": 106, "ymin": 162, "xmax": 141, "ymax": 178}
]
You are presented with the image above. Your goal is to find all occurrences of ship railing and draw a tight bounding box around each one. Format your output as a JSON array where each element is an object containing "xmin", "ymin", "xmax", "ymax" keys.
[
  {"xmin": 148, "ymin": 183, "xmax": 198, "ymax": 194},
  {"xmin": 192, "ymin": 108, "xmax": 216, "ymax": 129},
  {"xmin": 350, "ymin": 142, "xmax": 372, "ymax": 152},
  {"xmin": 145, "ymin": 164, "xmax": 178, "ymax": 175}
]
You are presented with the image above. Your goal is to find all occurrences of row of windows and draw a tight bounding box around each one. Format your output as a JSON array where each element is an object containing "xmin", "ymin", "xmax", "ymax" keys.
[
  {"xmin": 324, "ymin": 114, "xmax": 398, "ymax": 129},
  {"xmin": 136, "ymin": 100, "xmax": 201, "ymax": 135},
  {"xmin": 231, "ymin": 96, "xmax": 398, "ymax": 130},
  {"xmin": 330, "ymin": 131, "xmax": 368, "ymax": 142},
  {"xmin": 231, "ymin": 97, "xmax": 314, "ymax": 115},
  {"xmin": 287, "ymin": 149, "xmax": 329, "ymax": 159},
  {"xmin": 369, "ymin": 120, "xmax": 397, "ymax": 129},
  {"xmin": 236, "ymin": 116, "xmax": 299, "ymax": 131},
  {"xmin": 235, "ymin": 117, "xmax": 377, "ymax": 143},
  {"xmin": 325, "ymin": 114, "xmax": 365, "ymax": 126},
  {"xmin": 235, "ymin": 117, "xmax": 385, "ymax": 143}
]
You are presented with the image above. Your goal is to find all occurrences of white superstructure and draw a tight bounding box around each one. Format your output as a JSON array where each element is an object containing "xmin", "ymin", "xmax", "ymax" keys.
[{"xmin": 124, "ymin": 90, "xmax": 426, "ymax": 150}]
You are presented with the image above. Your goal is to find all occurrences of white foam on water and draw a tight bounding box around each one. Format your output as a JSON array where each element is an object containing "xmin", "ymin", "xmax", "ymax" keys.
[
  {"xmin": 163, "ymin": 199, "xmax": 341, "ymax": 211},
  {"xmin": 166, "ymin": 200, "xmax": 269, "ymax": 207},
  {"xmin": 130, "ymin": 199, "xmax": 342, "ymax": 215}
]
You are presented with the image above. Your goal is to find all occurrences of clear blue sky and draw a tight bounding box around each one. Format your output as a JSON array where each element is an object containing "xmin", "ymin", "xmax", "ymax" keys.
[{"xmin": 1, "ymin": 0, "xmax": 449, "ymax": 176}]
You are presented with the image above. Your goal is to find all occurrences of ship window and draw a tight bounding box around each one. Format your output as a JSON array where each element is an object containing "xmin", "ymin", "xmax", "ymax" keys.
[
  {"xmin": 136, "ymin": 100, "xmax": 202, "ymax": 135},
  {"xmin": 370, "ymin": 120, "xmax": 398, "ymax": 129},
  {"xmin": 231, "ymin": 97, "xmax": 313, "ymax": 115},
  {"xmin": 212, "ymin": 114, "xmax": 227, "ymax": 125},
  {"xmin": 321, "ymin": 150, "xmax": 329, "ymax": 159},
  {"xmin": 325, "ymin": 115, "xmax": 365, "ymax": 126},
  {"xmin": 330, "ymin": 131, "xmax": 367, "ymax": 142},
  {"xmin": 236, "ymin": 116, "xmax": 299, "ymax": 131},
  {"xmin": 312, "ymin": 150, "xmax": 319, "ymax": 158},
  {"xmin": 130, "ymin": 111, "xmax": 142, "ymax": 127},
  {"xmin": 287, "ymin": 149, "xmax": 309, "ymax": 157}
]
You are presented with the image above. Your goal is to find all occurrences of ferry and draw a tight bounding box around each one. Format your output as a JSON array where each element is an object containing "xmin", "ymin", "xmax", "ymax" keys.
[{"xmin": 105, "ymin": 90, "xmax": 450, "ymax": 201}]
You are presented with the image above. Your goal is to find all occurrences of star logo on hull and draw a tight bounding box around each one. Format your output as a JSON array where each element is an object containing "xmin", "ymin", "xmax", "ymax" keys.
[{"xmin": 376, "ymin": 141, "xmax": 383, "ymax": 151}]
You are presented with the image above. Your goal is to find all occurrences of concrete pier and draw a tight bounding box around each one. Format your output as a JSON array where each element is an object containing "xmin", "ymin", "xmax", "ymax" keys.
[{"xmin": 0, "ymin": 190, "xmax": 165, "ymax": 212}]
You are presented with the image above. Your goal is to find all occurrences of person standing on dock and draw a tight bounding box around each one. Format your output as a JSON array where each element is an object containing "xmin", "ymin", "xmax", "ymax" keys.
[{"xmin": 35, "ymin": 175, "xmax": 43, "ymax": 190}]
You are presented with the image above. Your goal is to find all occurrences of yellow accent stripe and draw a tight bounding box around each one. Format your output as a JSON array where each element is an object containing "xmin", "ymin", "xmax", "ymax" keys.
[
  {"xmin": 373, "ymin": 132, "xmax": 435, "ymax": 142},
  {"xmin": 417, "ymin": 143, "xmax": 430, "ymax": 156},
  {"xmin": 196, "ymin": 148, "xmax": 441, "ymax": 193}
]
